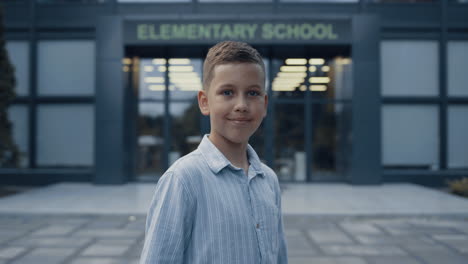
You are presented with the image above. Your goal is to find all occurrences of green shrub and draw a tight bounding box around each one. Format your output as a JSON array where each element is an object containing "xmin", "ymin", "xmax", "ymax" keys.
[{"xmin": 447, "ymin": 178, "xmax": 468, "ymax": 198}]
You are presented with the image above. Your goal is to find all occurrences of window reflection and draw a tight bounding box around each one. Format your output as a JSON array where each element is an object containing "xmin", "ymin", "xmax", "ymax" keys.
[
  {"xmin": 138, "ymin": 103, "xmax": 165, "ymax": 177},
  {"xmin": 139, "ymin": 58, "xmax": 166, "ymax": 100},
  {"xmin": 274, "ymin": 104, "xmax": 305, "ymax": 181},
  {"xmin": 310, "ymin": 103, "xmax": 352, "ymax": 181},
  {"xmin": 169, "ymin": 58, "xmax": 203, "ymax": 100},
  {"xmin": 170, "ymin": 100, "xmax": 202, "ymax": 165}
]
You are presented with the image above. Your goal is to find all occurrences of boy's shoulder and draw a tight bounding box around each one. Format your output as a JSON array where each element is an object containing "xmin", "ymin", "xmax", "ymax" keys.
[{"xmin": 161, "ymin": 149, "xmax": 207, "ymax": 183}]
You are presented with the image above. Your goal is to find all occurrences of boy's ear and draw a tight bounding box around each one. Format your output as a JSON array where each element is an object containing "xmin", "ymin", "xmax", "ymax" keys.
[{"xmin": 198, "ymin": 90, "xmax": 210, "ymax": 116}]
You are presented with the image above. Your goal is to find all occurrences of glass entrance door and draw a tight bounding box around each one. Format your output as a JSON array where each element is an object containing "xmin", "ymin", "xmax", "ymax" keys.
[
  {"xmin": 127, "ymin": 45, "xmax": 352, "ymax": 182},
  {"xmin": 134, "ymin": 55, "xmax": 206, "ymax": 181}
]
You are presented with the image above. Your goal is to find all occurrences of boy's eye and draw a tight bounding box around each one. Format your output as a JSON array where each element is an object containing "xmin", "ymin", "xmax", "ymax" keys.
[
  {"xmin": 222, "ymin": 90, "xmax": 233, "ymax": 96},
  {"xmin": 248, "ymin": 91, "xmax": 260, "ymax": 96}
]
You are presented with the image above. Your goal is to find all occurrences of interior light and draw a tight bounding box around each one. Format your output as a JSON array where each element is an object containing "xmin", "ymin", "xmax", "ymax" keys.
[
  {"xmin": 180, "ymin": 85, "xmax": 202, "ymax": 91},
  {"xmin": 171, "ymin": 79, "xmax": 202, "ymax": 84},
  {"xmin": 280, "ymin": 66, "xmax": 307, "ymax": 72},
  {"xmin": 277, "ymin": 72, "xmax": 307, "ymax": 78},
  {"xmin": 144, "ymin": 66, "xmax": 154, "ymax": 72},
  {"xmin": 169, "ymin": 72, "xmax": 199, "ymax": 78},
  {"xmin": 299, "ymin": 85, "xmax": 307, "ymax": 91},
  {"xmin": 148, "ymin": 85, "xmax": 165, "ymax": 91},
  {"xmin": 145, "ymin": 77, "xmax": 165, "ymax": 83},
  {"xmin": 122, "ymin": 66, "xmax": 130, "ymax": 72},
  {"xmin": 341, "ymin": 58, "xmax": 351, "ymax": 64},
  {"xmin": 309, "ymin": 58, "xmax": 325, "ymax": 65},
  {"xmin": 309, "ymin": 77, "xmax": 330, "ymax": 83},
  {"xmin": 169, "ymin": 66, "xmax": 194, "ymax": 72},
  {"xmin": 122, "ymin": 58, "xmax": 131, "ymax": 65},
  {"xmin": 310, "ymin": 85, "xmax": 327, "ymax": 91},
  {"xmin": 158, "ymin": 66, "xmax": 167, "ymax": 72},
  {"xmin": 321, "ymin": 66, "xmax": 330, "ymax": 72},
  {"xmin": 272, "ymin": 86, "xmax": 296, "ymax": 92},
  {"xmin": 285, "ymin": 58, "xmax": 307, "ymax": 65},
  {"xmin": 309, "ymin": 66, "xmax": 317, "ymax": 72},
  {"xmin": 169, "ymin": 58, "xmax": 191, "ymax": 65},
  {"xmin": 152, "ymin": 58, "xmax": 166, "ymax": 65}
]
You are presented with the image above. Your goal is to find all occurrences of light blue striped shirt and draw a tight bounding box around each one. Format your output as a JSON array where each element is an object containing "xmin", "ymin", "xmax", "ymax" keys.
[{"xmin": 140, "ymin": 135, "xmax": 288, "ymax": 264}]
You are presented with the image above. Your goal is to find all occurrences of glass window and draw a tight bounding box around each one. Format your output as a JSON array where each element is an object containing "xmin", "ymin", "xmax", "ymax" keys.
[
  {"xmin": 274, "ymin": 104, "xmax": 305, "ymax": 181},
  {"xmin": 271, "ymin": 58, "xmax": 307, "ymax": 99},
  {"xmin": 138, "ymin": 103, "xmax": 165, "ymax": 177},
  {"xmin": 311, "ymin": 103, "xmax": 352, "ymax": 181},
  {"xmin": 169, "ymin": 58, "xmax": 202, "ymax": 100},
  {"xmin": 139, "ymin": 58, "xmax": 166, "ymax": 100},
  {"xmin": 118, "ymin": 0, "xmax": 188, "ymax": 2},
  {"xmin": 38, "ymin": 0, "xmax": 108, "ymax": 3},
  {"xmin": 281, "ymin": 0, "xmax": 357, "ymax": 2},
  {"xmin": 381, "ymin": 41, "xmax": 439, "ymax": 97},
  {"xmin": 329, "ymin": 57, "xmax": 352, "ymax": 100},
  {"xmin": 382, "ymin": 105, "xmax": 439, "ymax": 169},
  {"xmin": 37, "ymin": 105, "xmax": 94, "ymax": 166},
  {"xmin": 7, "ymin": 105, "xmax": 29, "ymax": 168},
  {"xmin": 448, "ymin": 41, "xmax": 468, "ymax": 97},
  {"xmin": 448, "ymin": 106, "xmax": 468, "ymax": 169},
  {"xmin": 199, "ymin": 0, "xmax": 271, "ymax": 2},
  {"xmin": 170, "ymin": 101, "xmax": 201, "ymax": 165},
  {"xmin": 38, "ymin": 40, "xmax": 95, "ymax": 96},
  {"xmin": 6, "ymin": 41, "xmax": 29, "ymax": 96}
]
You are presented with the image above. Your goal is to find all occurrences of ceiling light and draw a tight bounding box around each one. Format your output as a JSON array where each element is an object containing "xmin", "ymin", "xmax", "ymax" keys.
[
  {"xmin": 169, "ymin": 66, "xmax": 194, "ymax": 72},
  {"xmin": 309, "ymin": 66, "xmax": 317, "ymax": 72},
  {"xmin": 310, "ymin": 85, "xmax": 327, "ymax": 91},
  {"xmin": 280, "ymin": 66, "xmax": 307, "ymax": 72},
  {"xmin": 309, "ymin": 58, "xmax": 325, "ymax": 65},
  {"xmin": 148, "ymin": 85, "xmax": 165, "ymax": 91},
  {"xmin": 145, "ymin": 77, "xmax": 165, "ymax": 83},
  {"xmin": 169, "ymin": 58, "xmax": 191, "ymax": 65},
  {"xmin": 144, "ymin": 66, "xmax": 154, "ymax": 72},
  {"xmin": 321, "ymin": 66, "xmax": 330, "ymax": 72},
  {"xmin": 309, "ymin": 77, "xmax": 330, "ymax": 83},
  {"xmin": 285, "ymin": 58, "xmax": 307, "ymax": 65},
  {"xmin": 152, "ymin": 58, "xmax": 166, "ymax": 65}
]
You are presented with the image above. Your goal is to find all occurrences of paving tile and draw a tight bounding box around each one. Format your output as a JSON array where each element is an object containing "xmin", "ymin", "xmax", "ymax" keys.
[
  {"xmin": 10, "ymin": 237, "xmax": 93, "ymax": 248},
  {"xmin": 365, "ymin": 256, "xmax": 423, "ymax": 264},
  {"xmin": 289, "ymin": 256, "xmax": 367, "ymax": 264},
  {"xmin": 30, "ymin": 225, "xmax": 78, "ymax": 236},
  {"xmin": 416, "ymin": 252, "xmax": 468, "ymax": 264},
  {"xmin": 73, "ymin": 228, "xmax": 143, "ymax": 238},
  {"xmin": 339, "ymin": 222, "xmax": 383, "ymax": 235},
  {"xmin": 307, "ymin": 229, "xmax": 354, "ymax": 244},
  {"xmin": 320, "ymin": 245, "xmax": 407, "ymax": 256},
  {"xmin": 0, "ymin": 246, "xmax": 27, "ymax": 259},
  {"xmin": 69, "ymin": 257, "xmax": 124, "ymax": 264},
  {"xmin": 354, "ymin": 234, "xmax": 434, "ymax": 245},
  {"xmin": 9, "ymin": 248, "xmax": 76, "ymax": 264},
  {"xmin": 80, "ymin": 244, "xmax": 132, "ymax": 257}
]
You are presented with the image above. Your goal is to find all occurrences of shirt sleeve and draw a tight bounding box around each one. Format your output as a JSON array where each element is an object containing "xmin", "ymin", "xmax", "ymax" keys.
[
  {"xmin": 140, "ymin": 171, "xmax": 195, "ymax": 264},
  {"xmin": 276, "ymin": 179, "xmax": 288, "ymax": 264}
]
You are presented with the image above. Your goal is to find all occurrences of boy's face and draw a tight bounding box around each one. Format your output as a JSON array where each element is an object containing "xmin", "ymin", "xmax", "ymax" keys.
[{"xmin": 198, "ymin": 63, "xmax": 268, "ymax": 146}]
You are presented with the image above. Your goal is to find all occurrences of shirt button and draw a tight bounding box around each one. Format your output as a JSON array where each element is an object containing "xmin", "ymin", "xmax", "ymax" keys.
[{"xmin": 256, "ymin": 223, "xmax": 260, "ymax": 229}]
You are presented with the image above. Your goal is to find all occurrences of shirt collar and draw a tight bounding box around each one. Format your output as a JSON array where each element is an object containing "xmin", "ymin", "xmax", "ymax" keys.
[{"xmin": 198, "ymin": 135, "xmax": 265, "ymax": 177}]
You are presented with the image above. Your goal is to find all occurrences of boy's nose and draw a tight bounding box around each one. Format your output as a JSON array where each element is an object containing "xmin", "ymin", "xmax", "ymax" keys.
[{"xmin": 234, "ymin": 96, "xmax": 248, "ymax": 112}]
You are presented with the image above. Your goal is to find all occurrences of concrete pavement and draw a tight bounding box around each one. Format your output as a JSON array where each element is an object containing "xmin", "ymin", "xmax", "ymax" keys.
[{"xmin": 0, "ymin": 183, "xmax": 467, "ymax": 263}]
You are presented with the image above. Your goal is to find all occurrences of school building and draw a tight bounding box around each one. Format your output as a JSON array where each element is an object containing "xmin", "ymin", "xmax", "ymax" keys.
[{"xmin": 3, "ymin": 0, "xmax": 468, "ymax": 185}]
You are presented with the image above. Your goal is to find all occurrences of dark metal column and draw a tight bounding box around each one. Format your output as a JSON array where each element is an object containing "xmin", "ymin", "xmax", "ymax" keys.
[
  {"xmin": 350, "ymin": 14, "xmax": 381, "ymax": 185},
  {"xmin": 95, "ymin": 16, "xmax": 126, "ymax": 184}
]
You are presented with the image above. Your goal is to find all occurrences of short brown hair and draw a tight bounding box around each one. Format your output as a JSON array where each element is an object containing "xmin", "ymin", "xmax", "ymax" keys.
[{"xmin": 203, "ymin": 41, "xmax": 265, "ymax": 90}]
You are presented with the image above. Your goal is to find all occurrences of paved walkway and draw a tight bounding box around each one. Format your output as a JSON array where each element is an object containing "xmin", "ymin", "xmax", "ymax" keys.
[{"xmin": 0, "ymin": 183, "xmax": 467, "ymax": 264}]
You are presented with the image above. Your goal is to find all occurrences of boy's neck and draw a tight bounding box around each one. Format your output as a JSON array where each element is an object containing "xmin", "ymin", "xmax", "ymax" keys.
[{"xmin": 208, "ymin": 134, "xmax": 249, "ymax": 174}]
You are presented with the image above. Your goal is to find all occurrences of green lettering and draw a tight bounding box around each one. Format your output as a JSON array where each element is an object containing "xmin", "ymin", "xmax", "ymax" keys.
[
  {"xmin": 212, "ymin": 24, "xmax": 222, "ymax": 39},
  {"xmin": 220, "ymin": 24, "xmax": 234, "ymax": 39},
  {"xmin": 274, "ymin": 24, "xmax": 286, "ymax": 40},
  {"xmin": 327, "ymin": 24, "xmax": 338, "ymax": 40},
  {"xmin": 262, "ymin": 24, "xmax": 273, "ymax": 40},
  {"xmin": 233, "ymin": 24, "xmax": 246, "ymax": 39},
  {"xmin": 160, "ymin": 24, "xmax": 171, "ymax": 40},
  {"xmin": 149, "ymin": 24, "xmax": 159, "ymax": 40},
  {"xmin": 285, "ymin": 24, "xmax": 301, "ymax": 39},
  {"xmin": 245, "ymin": 24, "xmax": 258, "ymax": 39},
  {"xmin": 300, "ymin": 24, "xmax": 313, "ymax": 40},
  {"xmin": 198, "ymin": 24, "xmax": 211, "ymax": 40},
  {"xmin": 187, "ymin": 24, "xmax": 197, "ymax": 40},
  {"xmin": 315, "ymin": 23, "xmax": 327, "ymax": 40},
  {"xmin": 137, "ymin": 24, "xmax": 148, "ymax": 40},
  {"xmin": 172, "ymin": 24, "xmax": 186, "ymax": 39}
]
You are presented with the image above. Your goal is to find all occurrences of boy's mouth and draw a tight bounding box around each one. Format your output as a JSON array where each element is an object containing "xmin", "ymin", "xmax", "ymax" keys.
[{"xmin": 227, "ymin": 118, "xmax": 252, "ymax": 124}]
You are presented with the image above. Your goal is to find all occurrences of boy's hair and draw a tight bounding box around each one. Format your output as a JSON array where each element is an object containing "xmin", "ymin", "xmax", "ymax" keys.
[{"xmin": 203, "ymin": 41, "xmax": 265, "ymax": 90}]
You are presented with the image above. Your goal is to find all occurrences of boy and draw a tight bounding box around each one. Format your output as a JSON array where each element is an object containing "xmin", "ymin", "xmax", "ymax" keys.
[{"xmin": 140, "ymin": 41, "xmax": 288, "ymax": 264}]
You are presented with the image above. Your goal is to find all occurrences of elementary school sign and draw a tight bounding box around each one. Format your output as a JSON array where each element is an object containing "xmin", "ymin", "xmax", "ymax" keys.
[{"xmin": 124, "ymin": 20, "xmax": 351, "ymax": 44}]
